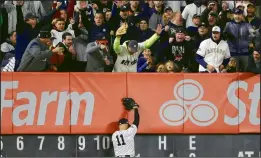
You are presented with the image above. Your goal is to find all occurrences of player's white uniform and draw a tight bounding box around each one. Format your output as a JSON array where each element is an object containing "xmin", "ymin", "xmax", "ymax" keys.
[
  {"xmin": 196, "ymin": 38, "xmax": 231, "ymax": 72},
  {"xmin": 112, "ymin": 124, "xmax": 137, "ymax": 157},
  {"xmin": 112, "ymin": 41, "xmax": 145, "ymax": 72}
]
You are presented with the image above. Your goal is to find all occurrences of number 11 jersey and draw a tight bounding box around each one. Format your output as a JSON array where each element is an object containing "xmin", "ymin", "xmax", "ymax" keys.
[{"xmin": 112, "ymin": 124, "xmax": 137, "ymax": 157}]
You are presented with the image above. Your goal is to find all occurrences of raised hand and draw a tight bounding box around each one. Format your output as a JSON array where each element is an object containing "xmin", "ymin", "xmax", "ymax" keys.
[{"xmin": 154, "ymin": 24, "xmax": 163, "ymax": 36}]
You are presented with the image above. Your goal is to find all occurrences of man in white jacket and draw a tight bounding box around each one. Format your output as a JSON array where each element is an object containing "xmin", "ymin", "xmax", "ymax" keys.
[{"xmin": 113, "ymin": 23, "xmax": 163, "ymax": 72}]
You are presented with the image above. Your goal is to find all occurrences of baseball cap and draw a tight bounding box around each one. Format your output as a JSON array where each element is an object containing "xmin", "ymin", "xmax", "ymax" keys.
[
  {"xmin": 212, "ymin": 26, "xmax": 221, "ymax": 33},
  {"xmin": 120, "ymin": 4, "xmax": 129, "ymax": 12},
  {"xmin": 118, "ymin": 118, "xmax": 129, "ymax": 125},
  {"xmin": 193, "ymin": 14, "xmax": 200, "ymax": 19},
  {"xmin": 209, "ymin": 11, "xmax": 218, "ymax": 17},
  {"xmin": 164, "ymin": 6, "xmax": 173, "ymax": 12},
  {"xmin": 25, "ymin": 13, "xmax": 38, "ymax": 20},
  {"xmin": 199, "ymin": 22, "xmax": 208, "ymax": 28},
  {"xmin": 247, "ymin": 3, "xmax": 255, "ymax": 8},
  {"xmin": 128, "ymin": 40, "xmax": 138, "ymax": 53},
  {"xmin": 139, "ymin": 17, "xmax": 149, "ymax": 23},
  {"xmin": 38, "ymin": 31, "xmax": 52, "ymax": 38},
  {"xmin": 234, "ymin": 8, "xmax": 244, "ymax": 14},
  {"xmin": 176, "ymin": 27, "xmax": 186, "ymax": 34}
]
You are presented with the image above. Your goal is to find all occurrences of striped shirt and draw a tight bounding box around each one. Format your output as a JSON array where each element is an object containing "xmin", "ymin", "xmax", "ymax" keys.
[
  {"xmin": 112, "ymin": 124, "xmax": 137, "ymax": 157},
  {"xmin": 2, "ymin": 57, "xmax": 15, "ymax": 72}
]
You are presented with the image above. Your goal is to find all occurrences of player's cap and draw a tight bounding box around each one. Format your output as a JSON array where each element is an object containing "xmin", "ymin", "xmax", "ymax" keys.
[
  {"xmin": 128, "ymin": 40, "xmax": 138, "ymax": 53},
  {"xmin": 25, "ymin": 13, "xmax": 38, "ymax": 20},
  {"xmin": 199, "ymin": 22, "xmax": 208, "ymax": 28},
  {"xmin": 234, "ymin": 8, "xmax": 244, "ymax": 14},
  {"xmin": 118, "ymin": 118, "xmax": 129, "ymax": 125},
  {"xmin": 212, "ymin": 26, "xmax": 221, "ymax": 33},
  {"xmin": 192, "ymin": 14, "xmax": 200, "ymax": 19},
  {"xmin": 164, "ymin": 6, "xmax": 173, "ymax": 12},
  {"xmin": 120, "ymin": 4, "xmax": 129, "ymax": 12}
]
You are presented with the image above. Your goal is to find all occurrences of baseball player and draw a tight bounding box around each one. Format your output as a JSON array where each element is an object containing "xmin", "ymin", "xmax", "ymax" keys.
[
  {"xmin": 112, "ymin": 23, "xmax": 163, "ymax": 72},
  {"xmin": 112, "ymin": 98, "xmax": 140, "ymax": 157},
  {"xmin": 196, "ymin": 26, "xmax": 231, "ymax": 73}
]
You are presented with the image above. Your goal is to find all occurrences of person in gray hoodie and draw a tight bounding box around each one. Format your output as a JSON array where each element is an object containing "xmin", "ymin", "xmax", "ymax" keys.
[
  {"xmin": 73, "ymin": 26, "xmax": 89, "ymax": 72},
  {"xmin": 223, "ymin": 8, "xmax": 255, "ymax": 72},
  {"xmin": 17, "ymin": 29, "xmax": 64, "ymax": 72},
  {"xmin": 85, "ymin": 39, "xmax": 113, "ymax": 72}
]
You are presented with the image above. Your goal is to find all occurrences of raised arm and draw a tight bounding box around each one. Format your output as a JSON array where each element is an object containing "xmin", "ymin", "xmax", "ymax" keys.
[
  {"xmin": 16, "ymin": 4, "xmax": 26, "ymax": 34},
  {"xmin": 38, "ymin": 6, "xmax": 60, "ymax": 28},
  {"xmin": 66, "ymin": 0, "xmax": 76, "ymax": 19},
  {"xmin": 138, "ymin": 24, "xmax": 162, "ymax": 52},
  {"xmin": 132, "ymin": 107, "xmax": 140, "ymax": 128},
  {"xmin": 113, "ymin": 23, "xmax": 128, "ymax": 54}
]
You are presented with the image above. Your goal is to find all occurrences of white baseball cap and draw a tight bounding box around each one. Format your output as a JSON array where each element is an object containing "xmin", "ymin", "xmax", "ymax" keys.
[{"xmin": 212, "ymin": 26, "xmax": 221, "ymax": 33}]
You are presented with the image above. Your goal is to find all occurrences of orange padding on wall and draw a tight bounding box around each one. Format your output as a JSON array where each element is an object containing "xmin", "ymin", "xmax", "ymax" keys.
[{"xmin": 1, "ymin": 73, "xmax": 260, "ymax": 134}]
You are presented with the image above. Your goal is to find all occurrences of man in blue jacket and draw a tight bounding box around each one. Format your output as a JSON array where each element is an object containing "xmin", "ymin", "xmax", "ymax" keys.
[{"xmin": 223, "ymin": 8, "xmax": 255, "ymax": 72}]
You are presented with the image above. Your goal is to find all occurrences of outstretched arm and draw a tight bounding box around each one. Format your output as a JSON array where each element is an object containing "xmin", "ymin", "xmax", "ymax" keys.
[
  {"xmin": 138, "ymin": 24, "xmax": 162, "ymax": 52},
  {"xmin": 132, "ymin": 107, "xmax": 139, "ymax": 128}
]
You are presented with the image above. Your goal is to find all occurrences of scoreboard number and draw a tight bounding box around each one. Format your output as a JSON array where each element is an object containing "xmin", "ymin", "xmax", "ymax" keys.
[
  {"xmin": 78, "ymin": 136, "xmax": 85, "ymax": 150},
  {"xmin": 16, "ymin": 136, "xmax": 24, "ymax": 150},
  {"xmin": 94, "ymin": 135, "xmax": 110, "ymax": 150},
  {"xmin": 37, "ymin": 136, "xmax": 45, "ymax": 150},
  {"xmin": 57, "ymin": 136, "xmax": 65, "ymax": 150}
]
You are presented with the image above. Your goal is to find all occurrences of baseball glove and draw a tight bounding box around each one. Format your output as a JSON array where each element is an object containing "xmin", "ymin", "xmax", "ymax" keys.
[
  {"xmin": 122, "ymin": 98, "xmax": 139, "ymax": 110},
  {"xmin": 116, "ymin": 23, "xmax": 128, "ymax": 36}
]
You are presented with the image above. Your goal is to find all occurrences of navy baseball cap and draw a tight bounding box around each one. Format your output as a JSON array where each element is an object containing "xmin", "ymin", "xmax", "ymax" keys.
[
  {"xmin": 120, "ymin": 5, "xmax": 129, "ymax": 12},
  {"xmin": 25, "ymin": 13, "xmax": 38, "ymax": 20},
  {"xmin": 118, "ymin": 118, "xmax": 129, "ymax": 125},
  {"xmin": 234, "ymin": 8, "xmax": 244, "ymax": 14},
  {"xmin": 128, "ymin": 40, "xmax": 138, "ymax": 53}
]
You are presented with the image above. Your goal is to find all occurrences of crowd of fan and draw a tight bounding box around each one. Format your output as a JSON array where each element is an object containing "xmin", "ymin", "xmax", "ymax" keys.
[{"xmin": 0, "ymin": 0, "xmax": 260, "ymax": 74}]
